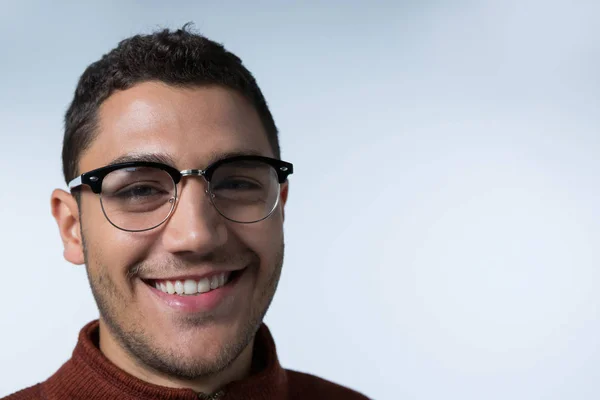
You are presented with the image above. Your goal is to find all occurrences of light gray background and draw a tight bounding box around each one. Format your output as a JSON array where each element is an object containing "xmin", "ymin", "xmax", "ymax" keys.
[{"xmin": 0, "ymin": 1, "xmax": 598, "ymax": 399}]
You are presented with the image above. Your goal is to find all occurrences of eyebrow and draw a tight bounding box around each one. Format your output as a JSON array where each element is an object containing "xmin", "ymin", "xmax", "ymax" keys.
[
  {"xmin": 107, "ymin": 149, "xmax": 266, "ymax": 169},
  {"xmin": 107, "ymin": 152, "xmax": 177, "ymax": 166}
]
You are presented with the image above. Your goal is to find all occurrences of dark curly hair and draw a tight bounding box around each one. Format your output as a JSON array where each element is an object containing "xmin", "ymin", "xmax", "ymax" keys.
[{"xmin": 62, "ymin": 23, "xmax": 279, "ymax": 183}]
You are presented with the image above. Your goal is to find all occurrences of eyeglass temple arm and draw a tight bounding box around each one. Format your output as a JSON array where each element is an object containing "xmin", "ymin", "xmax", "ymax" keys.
[{"xmin": 68, "ymin": 176, "xmax": 83, "ymax": 190}]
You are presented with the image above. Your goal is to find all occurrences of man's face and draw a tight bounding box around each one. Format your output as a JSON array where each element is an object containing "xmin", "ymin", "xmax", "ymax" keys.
[{"xmin": 75, "ymin": 82, "xmax": 286, "ymax": 378}]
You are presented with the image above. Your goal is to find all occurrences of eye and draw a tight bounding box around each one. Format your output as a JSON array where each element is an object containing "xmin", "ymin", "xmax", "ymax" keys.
[
  {"xmin": 213, "ymin": 178, "xmax": 262, "ymax": 191},
  {"xmin": 113, "ymin": 184, "xmax": 167, "ymax": 199}
]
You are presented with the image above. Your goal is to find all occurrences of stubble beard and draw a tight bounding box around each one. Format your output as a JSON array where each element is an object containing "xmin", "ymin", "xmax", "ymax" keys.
[{"xmin": 82, "ymin": 234, "xmax": 284, "ymax": 381}]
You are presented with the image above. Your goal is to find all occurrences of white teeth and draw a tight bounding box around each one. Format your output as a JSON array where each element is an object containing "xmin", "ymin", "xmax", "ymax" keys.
[
  {"xmin": 153, "ymin": 272, "xmax": 232, "ymax": 296},
  {"xmin": 183, "ymin": 279, "xmax": 197, "ymax": 295},
  {"xmin": 198, "ymin": 278, "xmax": 211, "ymax": 293},
  {"xmin": 210, "ymin": 275, "xmax": 220, "ymax": 289},
  {"xmin": 166, "ymin": 281, "xmax": 175, "ymax": 294},
  {"xmin": 174, "ymin": 280, "xmax": 184, "ymax": 295}
]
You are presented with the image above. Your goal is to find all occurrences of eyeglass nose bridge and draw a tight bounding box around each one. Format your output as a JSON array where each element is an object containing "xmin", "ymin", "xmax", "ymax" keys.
[
  {"xmin": 180, "ymin": 169, "xmax": 206, "ymax": 177},
  {"xmin": 179, "ymin": 169, "xmax": 212, "ymax": 196}
]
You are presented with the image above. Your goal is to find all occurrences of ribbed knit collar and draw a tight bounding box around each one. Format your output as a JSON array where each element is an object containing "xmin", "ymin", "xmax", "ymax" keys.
[{"xmin": 42, "ymin": 320, "xmax": 289, "ymax": 400}]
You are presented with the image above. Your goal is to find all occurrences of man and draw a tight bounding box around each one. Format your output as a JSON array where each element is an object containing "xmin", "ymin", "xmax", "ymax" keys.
[{"xmin": 4, "ymin": 26, "xmax": 368, "ymax": 400}]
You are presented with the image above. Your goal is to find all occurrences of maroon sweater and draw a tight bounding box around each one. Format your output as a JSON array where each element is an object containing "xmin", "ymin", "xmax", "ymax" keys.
[{"xmin": 3, "ymin": 321, "xmax": 369, "ymax": 400}]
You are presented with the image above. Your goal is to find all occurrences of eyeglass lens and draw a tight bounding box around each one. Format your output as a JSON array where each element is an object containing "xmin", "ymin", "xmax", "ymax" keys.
[{"xmin": 99, "ymin": 160, "xmax": 280, "ymax": 231}]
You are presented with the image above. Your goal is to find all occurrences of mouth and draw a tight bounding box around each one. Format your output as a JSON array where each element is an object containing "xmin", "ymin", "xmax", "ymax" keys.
[
  {"xmin": 142, "ymin": 269, "xmax": 246, "ymax": 296},
  {"xmin": 140, "ymin": 267, "xmax": 248, "ymax": 313}
]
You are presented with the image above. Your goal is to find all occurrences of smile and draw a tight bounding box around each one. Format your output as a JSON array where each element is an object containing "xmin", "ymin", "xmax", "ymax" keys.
[
  {"xmin": 141, "ymin": 268, "xmax": 247, "ymax": 313},
  {"xmin": 151, "ymin": 272, "xmax": 232, "ymax": 296}
]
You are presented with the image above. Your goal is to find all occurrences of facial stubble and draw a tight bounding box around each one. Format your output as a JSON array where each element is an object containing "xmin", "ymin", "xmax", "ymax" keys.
[{"xmin": 81, "ymin": 232, "xmax": 284, "ymax": 381}]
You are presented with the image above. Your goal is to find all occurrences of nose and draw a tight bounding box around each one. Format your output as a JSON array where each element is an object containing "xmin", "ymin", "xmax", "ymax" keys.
[{"xmin": 161, "ymin": 177, "xmax": 227, "ymax": 256}]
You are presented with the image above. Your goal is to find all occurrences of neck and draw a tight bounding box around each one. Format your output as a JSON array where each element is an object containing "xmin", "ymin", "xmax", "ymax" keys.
[{"xmin": 97, "ymin": 319, "xmax": 255, "ymax": 394}]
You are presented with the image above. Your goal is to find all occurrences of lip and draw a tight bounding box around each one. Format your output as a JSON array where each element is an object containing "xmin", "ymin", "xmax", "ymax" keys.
[
  {"xmin": 141, "ymin": 267, "xmax": 245, "ymax": 282},
  {"xmin": 143, "ymin": 268, "xmax": 247, "ymax": 313}
]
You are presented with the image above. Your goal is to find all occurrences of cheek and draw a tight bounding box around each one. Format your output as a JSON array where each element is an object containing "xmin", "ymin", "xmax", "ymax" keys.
[
  {"xmin": 82, "ymin": 201, "xmax": 156, "ymax": 283},
  {"xmin": 231, "ymin": 216, "xmax": 284, "ymax": 265}
]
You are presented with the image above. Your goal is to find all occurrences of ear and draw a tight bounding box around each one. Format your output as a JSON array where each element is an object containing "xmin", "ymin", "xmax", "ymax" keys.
[
  {"xmin": 51, "ymin": 189, "xmax": 85, "ymax": 265},
  {"xmin": 279, "ymin": 182, "xmax": 289, "ymax": 221}
]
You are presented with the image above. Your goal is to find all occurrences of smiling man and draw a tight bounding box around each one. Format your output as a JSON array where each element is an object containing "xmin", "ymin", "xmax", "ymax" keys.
[{"xmin": 3, "ymin": 26, "xmax": 368, "ymax": 400}]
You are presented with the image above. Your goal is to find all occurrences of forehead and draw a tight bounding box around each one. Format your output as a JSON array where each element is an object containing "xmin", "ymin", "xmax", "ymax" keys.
[{"xmin": 79, "ymin": 82, "xmax": 272, "ymax": 172}]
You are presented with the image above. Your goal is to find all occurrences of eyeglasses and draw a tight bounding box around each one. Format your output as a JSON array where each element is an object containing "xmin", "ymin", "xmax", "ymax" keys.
[{"xmin": 68, "ymin": 155, "xmax": 294, "ymax": 232}]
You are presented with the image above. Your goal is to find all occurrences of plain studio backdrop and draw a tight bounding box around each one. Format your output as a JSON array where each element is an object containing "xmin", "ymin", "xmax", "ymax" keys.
[{"xmin": 0, "ymin": 1, "xmax": 598, "ymax": 399}]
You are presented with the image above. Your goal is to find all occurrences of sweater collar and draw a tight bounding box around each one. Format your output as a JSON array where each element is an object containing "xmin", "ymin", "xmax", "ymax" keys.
[{"xmin": 44, "ymin": 320, "xmax": 288, "ymax": 400}]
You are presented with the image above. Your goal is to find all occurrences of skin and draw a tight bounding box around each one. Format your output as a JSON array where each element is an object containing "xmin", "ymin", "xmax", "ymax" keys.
[{"xmin": 51, "ymin": 82, "xmax": 288, "ymax": 394}]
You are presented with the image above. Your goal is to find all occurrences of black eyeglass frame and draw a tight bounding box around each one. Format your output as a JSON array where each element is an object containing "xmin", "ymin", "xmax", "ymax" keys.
[
  {"xmin": 67, "ymin": 155, "xmax": 293, "ymax": 230},
  {"xmin": 68, "ymin": 155, "xmax": 294, "ymax": 194}
]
